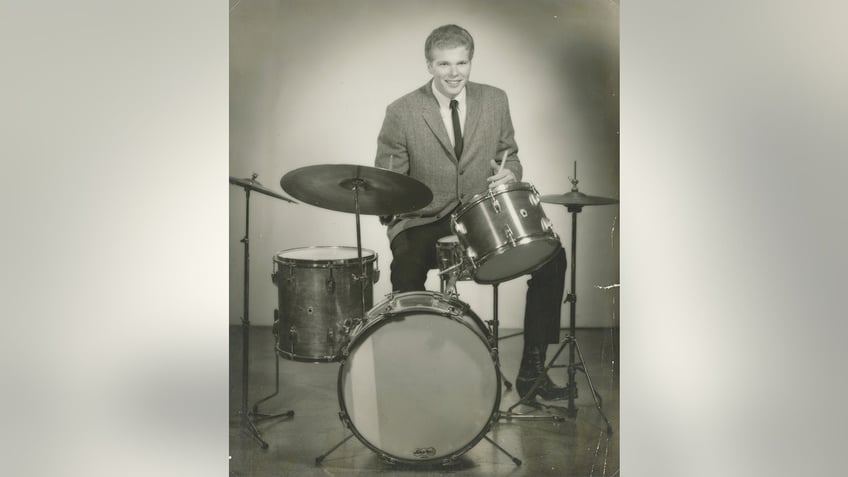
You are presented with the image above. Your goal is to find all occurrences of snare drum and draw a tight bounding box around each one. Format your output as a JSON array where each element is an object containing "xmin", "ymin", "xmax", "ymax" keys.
[
  {"xmin": 452, "ymin": 182, "xmax": 560, "ymax": 283},
  {"xmin": 338, "ymin": 291, "xmax": 500, "ymax": 465},
  {"xmin": 272, "ymin": 246, "xmax": 379, "ymax": 362}
]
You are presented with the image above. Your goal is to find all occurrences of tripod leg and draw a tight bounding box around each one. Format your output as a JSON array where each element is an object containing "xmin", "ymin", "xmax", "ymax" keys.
[
  {"xmin": 483, "ymin": 435, "xmax": 522, "ymax": 466},
  {"xmin": 250, "ymin": 320, "xmax": 295, "ymax": 425},
  {"xmin": 315, "ymin": 434, "xmax": 356, "ymax": 465},
  {"xmin": 498, "ymin": 330, "xmax": 524, "ymax": 341},
  {"xmin": 251, "ymin": 346, "xmax": 295, "ymax": 421},
  {"xmin": 241, "ymin": 412, "xmax": 269, "ymax": 449},
  {"xmin": 572, "ymin": 338, "xmax": 614, "ymax": 435}
]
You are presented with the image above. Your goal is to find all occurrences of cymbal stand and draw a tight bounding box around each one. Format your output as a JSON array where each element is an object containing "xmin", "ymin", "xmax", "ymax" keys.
[
  {"xmin": 232, "ymin": 176, "xmax": 294, "ymax": 449},
  {"xmin": 314, "ymin": 177, "xmax": 372, "ymax": 464},
  {"xmin": 340, "ymin": 176, "xmax": 369, "ymax": 320},
  {"xmin": 505, "ymin": 173, "xmax": 613, "ymax": 434}
]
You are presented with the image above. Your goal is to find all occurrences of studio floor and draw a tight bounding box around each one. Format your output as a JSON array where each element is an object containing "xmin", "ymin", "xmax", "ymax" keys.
[{"xmin": 229, "ymin": 325, "xmax": 619, "ymax": 477}]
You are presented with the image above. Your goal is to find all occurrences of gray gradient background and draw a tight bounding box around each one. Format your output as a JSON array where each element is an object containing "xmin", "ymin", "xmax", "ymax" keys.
[
  {"xmin": 2, "ymin": 1, "xmax": 847, "ymax": 476},
  {"xmin": 229, "ymin": 0, "xmax": 620, "ymax": 329}
]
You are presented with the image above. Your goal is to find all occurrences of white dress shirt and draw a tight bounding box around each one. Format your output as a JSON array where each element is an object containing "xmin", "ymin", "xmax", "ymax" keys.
[{"xmin": 431, "ymin": 80, "xmax": 466, "ymax": 148}]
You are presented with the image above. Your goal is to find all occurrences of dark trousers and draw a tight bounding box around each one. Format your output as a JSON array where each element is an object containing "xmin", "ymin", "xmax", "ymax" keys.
[{"xmin": 389, "ymin": 215, "xmax": 567, "ymax": 346}]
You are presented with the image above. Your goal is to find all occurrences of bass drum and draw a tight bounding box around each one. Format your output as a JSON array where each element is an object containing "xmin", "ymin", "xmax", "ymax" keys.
[{"xmin": 338, "ymin": 291, "xmax": 501, "ymax": 465}]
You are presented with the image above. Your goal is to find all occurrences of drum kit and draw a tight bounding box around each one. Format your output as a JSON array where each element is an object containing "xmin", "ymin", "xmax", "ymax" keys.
[{"xmin": 230, "ymin": 161, "xmax": 617, "ymax": 465}]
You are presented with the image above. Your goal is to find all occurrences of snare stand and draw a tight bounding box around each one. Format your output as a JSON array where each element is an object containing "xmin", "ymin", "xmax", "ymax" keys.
[
  {"xmin": 488, "ymin": 283, "xmax": 513, "ymax": 390},
  {"xmin": 230, "ymin": 174, "xmax": 296, "ymax": 449}
]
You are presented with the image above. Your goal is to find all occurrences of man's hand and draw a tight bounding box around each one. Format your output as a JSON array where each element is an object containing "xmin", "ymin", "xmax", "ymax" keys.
[{"xmin": 487, "ymin": 159, "xmax": 517, "ymax": 188}]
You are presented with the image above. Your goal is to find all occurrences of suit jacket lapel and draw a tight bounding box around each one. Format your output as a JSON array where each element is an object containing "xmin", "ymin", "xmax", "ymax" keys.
[
  {"xmin": 461, "ymin": 82, "xmax": 482, "ymax": 161},
  {"xmin": 419, "ymin": 82, "xmax": 459, "ymax": 164}
]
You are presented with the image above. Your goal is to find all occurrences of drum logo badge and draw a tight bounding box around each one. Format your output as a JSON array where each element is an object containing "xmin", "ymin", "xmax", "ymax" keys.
[{"xmin": 413, "ymin": 447, "xmax": 437, "ymax": 459}]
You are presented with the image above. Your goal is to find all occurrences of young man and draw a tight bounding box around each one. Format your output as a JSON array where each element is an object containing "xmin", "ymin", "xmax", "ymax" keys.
[{"xmin": 374, "ymin": 24, "xmax": 568, "ymax": 401}]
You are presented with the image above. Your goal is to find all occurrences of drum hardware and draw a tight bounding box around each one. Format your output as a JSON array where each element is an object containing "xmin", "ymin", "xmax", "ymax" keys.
[
  {"xmin": 502, "ymin": 162, "xmax": 615, "ymax": 434},
  {"xmin": 451, "ymin": 182, "xmax": 561, "ymax": 284},
  {"xmin": 270, "ymin": 246, "xmax": 379, "ymax": 362},
  {"xmin": 229, "ymin": 174, "xmax": 297, "ymax": 450},
  {"xmin": 315, "ymin": 291, "xmax": 521, "ymax": 467}
]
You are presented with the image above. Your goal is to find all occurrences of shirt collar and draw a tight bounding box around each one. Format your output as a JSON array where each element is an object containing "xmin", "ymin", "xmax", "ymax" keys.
[{"xmin": 430, "ymin": 79, "xmax": 466, "ymax": 110}]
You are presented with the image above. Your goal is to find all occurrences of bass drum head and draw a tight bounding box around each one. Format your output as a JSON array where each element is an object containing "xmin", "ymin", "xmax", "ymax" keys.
[{"xmin": 339, "ymin": 295, "xmax": 499, "ymax": 464}]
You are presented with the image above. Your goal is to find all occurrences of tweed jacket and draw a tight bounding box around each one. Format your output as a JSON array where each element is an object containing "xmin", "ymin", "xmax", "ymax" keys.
[{"xmin": 374, "ymin": 80, "xmax": 523, "ymax": 243}]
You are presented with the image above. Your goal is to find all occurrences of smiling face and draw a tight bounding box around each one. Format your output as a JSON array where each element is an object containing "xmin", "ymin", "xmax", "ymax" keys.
[{"xmin": 427, "ymin": 46, "xmax": 472, "ymax": 99}]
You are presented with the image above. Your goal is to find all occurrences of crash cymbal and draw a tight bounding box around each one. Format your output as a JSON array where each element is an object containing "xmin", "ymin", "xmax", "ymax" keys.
[
  {"xmin": 281, "ymin": 164, "xmax": 433, "ymax": 216},
  {"xmin": 230, "ymin": 175, "xmax": 297, "ymax": 203},
  {"xmin": 541, "ymin": 191, "xmax": 619, "ymax": 207}
]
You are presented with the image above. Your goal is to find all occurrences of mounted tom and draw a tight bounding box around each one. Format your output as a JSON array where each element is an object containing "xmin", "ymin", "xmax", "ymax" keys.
[{"xmin": 451, "ymin": 182, "xmax": 560, "ymax": 284}]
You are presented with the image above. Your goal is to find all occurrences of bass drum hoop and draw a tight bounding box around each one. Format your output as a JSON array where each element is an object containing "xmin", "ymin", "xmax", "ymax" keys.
[{"xmin": 336, "ymin": 291, "xmax": 501, "ymax": 465}]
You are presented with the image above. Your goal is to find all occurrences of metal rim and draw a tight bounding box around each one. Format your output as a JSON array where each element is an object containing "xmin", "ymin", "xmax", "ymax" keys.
[
  {"xmin": 273, "ymin": 246, "xmax": 377, "ymax": 268},
  {"xmin": 336, "ymin": 291, "xmax": 502, "ymax": 465},
  {"xmin": 470, "ymin": 235, "xmax": 561, "ymax": 284},
  {"xmin": 454, "ymin": 181, "xmax": 535, "ymax": 216}
]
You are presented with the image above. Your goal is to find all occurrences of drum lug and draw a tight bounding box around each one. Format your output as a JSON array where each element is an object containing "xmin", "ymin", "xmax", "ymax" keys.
[
  {"xmin": 487, "ymin": 189, "xmax": 501, "ymax": 214},
  {"xmin": 452, "ymin": 216, "xmax": 466, "ymax": 235},
  {"xmin": 327, "ymin": 328, "xmax": 335, "ymax": 352},
  {"xmin": 288, "ymin": 326, "xmax": 298, "ymax": 345},
  {"xmin": 272, "ymin": 309, "xmax": 279, "ymax": 336},
  {"xmin": 337, "ymin": 410, "xmax": 352, "ymax": 429},
  {"xmin": 321, "ymin": 268, "xmax": 333, "ymax": 292},
  {"xmin": 504, "ymin": 224, "xmax": 516, "ymax": 246}
]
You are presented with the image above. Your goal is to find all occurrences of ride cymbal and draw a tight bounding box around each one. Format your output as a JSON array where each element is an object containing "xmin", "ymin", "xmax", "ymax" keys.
[{"xmin": 281, "ymin": 164, "xmax": 433, "ymax": 216}]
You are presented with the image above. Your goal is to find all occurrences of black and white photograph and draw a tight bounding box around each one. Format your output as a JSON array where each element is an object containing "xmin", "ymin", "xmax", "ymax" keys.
[{"xmin": 228, "ymin": 1, "xmax": 620, "ymax": 475}]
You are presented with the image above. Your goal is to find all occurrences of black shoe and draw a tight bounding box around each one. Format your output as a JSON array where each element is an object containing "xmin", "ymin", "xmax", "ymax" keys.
[
  {"xmin": 516, "ymin": 374, "xmax": 570, "ymax": 401},
  {"xmin": 516, "ymin": 344, "xmax": 570, "ymax": 401}
]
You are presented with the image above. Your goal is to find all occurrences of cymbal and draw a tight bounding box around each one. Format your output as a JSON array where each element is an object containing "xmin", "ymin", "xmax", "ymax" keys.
[
  {"xmin": 230, "ymin": 175, "xmax": 297, "ymax": 203},
  {"xmin": 281, "ymin": 164, "xmax": 433, "ymax": 216},
  {"xmin": 541, "ymin": 191, "xmax": 619, "ymax": 207}
]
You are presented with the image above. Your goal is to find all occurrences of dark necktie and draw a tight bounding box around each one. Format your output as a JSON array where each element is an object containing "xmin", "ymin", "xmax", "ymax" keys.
[{"xmin": 450, "ymin": 99, "xmax": 463, "ymax": 159}]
